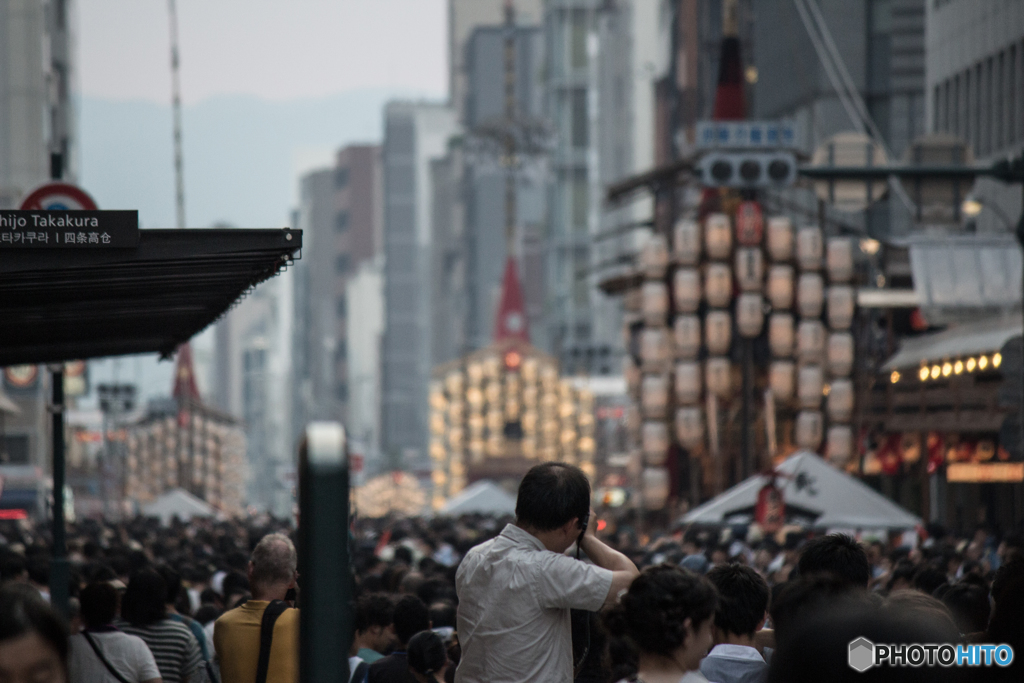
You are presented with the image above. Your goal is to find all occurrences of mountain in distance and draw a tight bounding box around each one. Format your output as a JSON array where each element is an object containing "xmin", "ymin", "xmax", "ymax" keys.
[{"xmin": 78, "ymin": 87, "xmax": 437, "ymax": 230}]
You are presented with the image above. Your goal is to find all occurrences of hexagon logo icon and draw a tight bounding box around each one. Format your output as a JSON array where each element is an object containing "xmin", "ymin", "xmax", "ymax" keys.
[{"xmin": 848, "ymin": 637, "xmax": 875, "ymax": 672}]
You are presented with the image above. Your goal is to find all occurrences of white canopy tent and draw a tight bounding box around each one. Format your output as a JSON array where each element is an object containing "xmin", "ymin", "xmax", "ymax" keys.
[
  {"xmin": 439, "ymin": 480, "xmax": 517, "ymax": 516},
  {"xmin": 142, "ymin": 488, "xmax": 215, "ymax": 525},
  {"xmin": 682, "ymin": 451, "xmax": 921, "ymax": 530}
]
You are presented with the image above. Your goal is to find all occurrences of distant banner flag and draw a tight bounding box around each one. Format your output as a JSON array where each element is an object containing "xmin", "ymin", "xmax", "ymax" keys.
[{"xmin": 755, "ymin": 481, "xmax": 785, "ymax": 533}]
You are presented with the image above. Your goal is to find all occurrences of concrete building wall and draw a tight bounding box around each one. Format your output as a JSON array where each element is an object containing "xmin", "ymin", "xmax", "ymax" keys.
[{"xmin": 346, "ymin": 257, "xmax": 385, "ymax": 477}]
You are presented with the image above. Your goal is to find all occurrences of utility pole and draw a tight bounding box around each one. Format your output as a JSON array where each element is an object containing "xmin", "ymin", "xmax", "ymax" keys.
[
  {"xmin": 168, "ymin": 0, "xmax": 186, "ymax": 229},
  {"xmin": 503, "ymin": 0, "xmax": 517, "ymax": 253}
]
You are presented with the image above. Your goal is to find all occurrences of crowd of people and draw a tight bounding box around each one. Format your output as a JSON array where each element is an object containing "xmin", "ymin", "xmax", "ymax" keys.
[{"xmin": 0, "ymin": 466, "xmax": 1022, "ymax": 683}]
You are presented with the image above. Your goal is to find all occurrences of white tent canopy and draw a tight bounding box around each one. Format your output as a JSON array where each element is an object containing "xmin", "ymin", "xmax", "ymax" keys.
[
  {"xmin": 439, "ymin": 480, "xmax": 517, "ymax": 516},
  {"xmin": 142, "ymin": 488, "xmax": 215, "ymax": 525},
  {"xmin": 682, "ymin": 451, "xmax": 921, "ymax": 530}
]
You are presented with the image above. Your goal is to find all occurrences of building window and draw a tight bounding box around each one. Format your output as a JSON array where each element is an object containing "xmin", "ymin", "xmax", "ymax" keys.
[
  {"xmin": 336, "ymin": 383, "xmax": 349, "ymax": 402},
  {"xmin": 0, "ymin": 435, "xmax": 29, "ymax": 464},
  {"xmin": 571, "ymin": 89, "xmax": 588, "ymax": 148},
  {"xmin": 336, "ymin": 340, "xmax": 347, "ymax": 361},
  {"xmin": 334, "ymin": 167, "xmax": 349, "ymax": 188},
  {"xmin": 570, "ymin": 9, "xmax": 588, "ymax": 69},
  {"xmin": 1010, "ymin": 45, "xmax": 1018, "ymax": 143},
  {"xmin": 335, "ymin": 211, "xmax": 349, "ymax": 232},
  {"xmin": 571, "ymin": 170, "xmax": 588, "ymax": 231},
  {"xmin": 335, "ymin": 254, "xmax": 351, "ymax": 274},
  {"xmin": 337, "ymin": 297, "xmax": 347, "ymax": 318}
]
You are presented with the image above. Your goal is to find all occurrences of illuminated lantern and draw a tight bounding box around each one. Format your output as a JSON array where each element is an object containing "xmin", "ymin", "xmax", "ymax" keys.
[
  {"xmin": 737, "ymin": 293, "xmax": 765, "ymax": 338},
  {"xmin": 735, "ymin": 248, "xmax": 764, "ymax": 291},
  {"xmin": 674, "ymin": 315, "xmax": 701, "ymax": 359},
  {"xmin": 767, "ymin": 265, "xmax": 795, "ymax": 310},
  {"xmin": 826, "ymin": 238, "xmax": 854, "ymax": 283},
  {"xmin": 705, "ymin": 213, "xmax": 732, "ymax": 259},
  {"xmin": 673, "ymin": 269, "xmax": 701, "ymax": 313},
  {"xmin": 624, "ymin": 357, "xmax": 640, "ymax": 395},
  {"xmin": 705, "ymin": 263, "xmax": 732, "ymax": 308},
  {"xmin": 706, "ymin": 357, "xmax": 731, "ymax": 397},
  {"xmin": 642, "ymin": 281, "xmax": 669, "ymax": 326},
  {"xmin": 768, "ymin": 314, "xmax": 795, "ymax": 357},
  {"xmin": 797, "ymin": 365, "xmax": 824, "ymax": 409},
  {"xmin": 641, "ymin": 467, "xmax": 671, "ymax": 509},
  {"xmin": 675, "ymin": 407, "xmax": 704, "ymax": 448},
  {"xmin": 705, "ymin": 311, "xmax": 732, "ymax": 355},
  {"xmin": 769, "ymin": 361, "xmax": 795, "ymax": 400},
  {"xmin": 674, "ymin": 362, "xmax": 702, "ymax": 405},
  {"xmin": 797, "ymin": 321, "xmax": 826, "ymax": 364},
  {"xmin": 625, "ymin": 405, "xmax": 641, "ymax": 433},
  {"xmin": 797, "ymin": 273, "xmax": 824, "ymax": 318},
  {"xmin": 640, "ymin": 328, "xmax": 672, "ymax": 371},
  {"xmin": 826, "ymin": 286, "xmax": 855, "ymax": 330},
  {"xmin": 642, "ymin": 422, "xmax": 669, "ymax": 466},
  {"xmin": 641, "ymin": 375, "xmax": 670, "ymax": 419},
  {"xmin": 796, "ymin": 226, "xmax": 823, "ymax": 271},
  {"xmin": 796, "ymin": 410, "xmax": 824, "ymax": 450},
  {"xmin": 640, "ymin": 234, "xmax": 670, "ymax": 279},
  {"xmin": 827, "ymin": 333, "xmax": 854, "ymax": 377},
  {"xmin": 767, "ymin": 216, "xmax": 794, "ymax": 261},
  {"xmin": 827, "ymin": 425, "xmax": 854, "ymax": 466},
  {"xmin": 673, "ymin": 218, "xmax": 701, "ymax": 264},
  {"xmin": 827, "ymin": 378, "xmax": 854, "ymax": 422}
]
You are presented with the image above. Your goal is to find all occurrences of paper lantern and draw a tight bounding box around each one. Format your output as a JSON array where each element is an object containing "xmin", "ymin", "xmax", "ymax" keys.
[
  {"xmin": 673, "ymin": 268, "xmax": 701, "ymax": 313},
  {"xmin": 641, "ymin": 376, "xmax": 670, "ymax": 419},
  {"xmin": 827, "ymin": 378, "xmax": 854, "ymax": 422},
  {"xmin": 769, "ymin": 361, "xmax": 795, "ymax": 400},
  {"xmin": 737, "ymin": 294, "xmax": 764, "ymax": 338},
  {"xmin": 623, "ymin": 286, "xmax": 642, "ymax": 313},
  {"xmin": 768, "ymin": 314, "xmax": 795, "ymax": 357},
  {"xmin": 826, "ymin": 238, "xmax": 854, "ymax": 283},
  {"xmin": 673, "ymin": 218, "xmax": 701, "ymax": 265},
  {"xmin": 796, "ymin": 411, "xmax": 824, "ymax": 450},
  {"xmin": 625, "ymin": 405, "xmax": 642, "ymax": 433},
  {"xmin": 797, "ymin": 365, "xmax": 824, "ymax": 409},
  {"xmin": 827, "ymin": 333, "xmax": 855, "ymax": 377},
  {"xmin": 767, "ymin": 216, "xmax": 794, "ymax": 261},
  {"xmin": 827, "ymin": 425, "xmax": 853, "ymax": 466},
  {"xmin": 826, "ymin": 286, "xmax": 855, "ymax": 330},
  {"xmin": 705, "ymin": 311, "xmax": 732, "ymax": 355},
  {"xmin": 642, "ymin": 422, "xmax": 669, "ymax": 466},
  {"xmin": 641, "ymin": 467, "xmax": 671, "ymax": 509},
  {"xmin": 640, "ymin": 328, "xmax": 672, "ymax": 371},
  {"xmin": 705, "ymin": 263, "xmax": 732, "ymax": 308},
  {"xmin": 674, "ymin": 315, "xmax": 701, "ymax": 359},
  {"xmin": 735, "ymin": 248, "xmax": 764, "ymax": 291},
  {"xmin": 675, "ymin": 407, "xmax": 704, "ymax": 448},
  {"xmin": 706, "ymin": 357, "xmax": 731, "ymax": 397},
  {"xmin": 796, "ymin": 226, "xmax": 823, "ymax": 270},
  {"xmin": 642, "ymin": 281, "xmax": 669, "ymax": 326},
  {"xmin": 705, "ymin": 213, "xmax": 732, "ymax": 259},
  {"xmin": 624, "ymin": 356, "xmax": 641, "ymax": 395},
  {"xmin": 640, "ymin": 234, "xmax": 670, "ymax": 279},
  {"xmin": 797, "ymin": 273, "xmax": 824, "ymax": 318},
  {"xmin": 675, "ymin": 362, "xmax": 702, "ymax": 405},
  {"xmin": 767, "ymin": 265, "xmax": 794, "ymax": 310},
  {"xmin": 797, "ymin": 321, "xmax": 826, "ymax": 364}
]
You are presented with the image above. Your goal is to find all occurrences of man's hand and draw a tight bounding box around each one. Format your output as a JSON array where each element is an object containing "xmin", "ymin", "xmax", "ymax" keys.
[{"xmin": 578, "ymin": 511, "xmax": 639, "ymax": 607}]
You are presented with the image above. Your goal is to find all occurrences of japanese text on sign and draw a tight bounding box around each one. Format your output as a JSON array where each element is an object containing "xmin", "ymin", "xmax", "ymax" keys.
[{"xmin": 696, "ymin": 120, "xmax": 797, "ymax": 149}]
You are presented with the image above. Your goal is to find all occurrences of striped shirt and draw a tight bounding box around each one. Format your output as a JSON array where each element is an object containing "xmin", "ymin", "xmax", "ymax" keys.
[{"xmin": 117, "ymin": 618, "xmax": 207, "ymax": 683}]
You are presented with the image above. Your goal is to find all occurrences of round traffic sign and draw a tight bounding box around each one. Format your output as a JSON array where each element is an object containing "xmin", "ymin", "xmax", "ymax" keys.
[{"xmin": 19, "ymin": 182, "xmax": 98, "ymax": 210}]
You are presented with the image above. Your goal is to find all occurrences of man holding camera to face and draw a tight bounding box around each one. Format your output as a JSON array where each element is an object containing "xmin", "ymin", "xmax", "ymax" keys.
[{"xmin": 454, "ymin": 463, "xmax": 639, "ymax": 682}]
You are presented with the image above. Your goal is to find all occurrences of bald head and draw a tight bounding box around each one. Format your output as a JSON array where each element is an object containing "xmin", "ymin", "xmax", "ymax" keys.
[{"xmin": 249, "ymin": 533, "xmax": 297, "ymax": 596}]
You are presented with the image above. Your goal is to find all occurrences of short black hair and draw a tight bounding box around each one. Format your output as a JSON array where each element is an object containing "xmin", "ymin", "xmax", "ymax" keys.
[
  {"xmin": 406, "ymin": 630, "xmax": 447, "ymax": 677},
  {"xmin": 515, "ymin": 462, "xmax": 591, "ymax": 532},
  {"xmin": 79, "ymin": 582, "xmax": 118, "ymax": 629},
  {"xmin": 393, "ymin": 595, "xmax": 430, "ymax": 646},
  {"xmin": 156, "ymin": 565, "xmax": 183, "ymax": 606},
  {"xmin": 355, "ymin": 593, "xmax": 395, "ymax": 633},
  {"xmin": 706, "ymin": 563, "xmax": 770, "ymax": 637},
  {"xmin": 614, "ymin": 564, "xmax": 718, "ymax": 657},
  {"xmin": 797, "ymin": 534, "xmax": 870, "ymax": 588},
  {"xmin": 121, "ymin": 569, "xmax": 167, "ymax": 627},
  {"xmin": 940, "ymin": 583, "xmax": 990, "ymax": 634},
  {"xmin": 912, "ymin": 565, "xmax": 948, "ymax": 595},
  {"xmin": 429, "ymin": 600, "xmax": 457, "ymax": 629},
  {"xmin": 769, "ymin": 574, "xmax": 869, "ymax": 645}
]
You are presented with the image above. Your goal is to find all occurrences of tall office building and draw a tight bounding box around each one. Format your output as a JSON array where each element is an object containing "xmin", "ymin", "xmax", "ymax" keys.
[
  {"xmin": 380, "ymin": 102, "xmax": 459, "ymax": 472},
  {"xmin": 926, "ymin": 0, "xmax": 1024, "ymax": 235}
]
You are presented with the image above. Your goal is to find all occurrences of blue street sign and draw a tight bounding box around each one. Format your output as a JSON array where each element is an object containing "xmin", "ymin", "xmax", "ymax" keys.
[{"xmin": 696, "ymin": 120, "xmax": 797, "ymax": 150}]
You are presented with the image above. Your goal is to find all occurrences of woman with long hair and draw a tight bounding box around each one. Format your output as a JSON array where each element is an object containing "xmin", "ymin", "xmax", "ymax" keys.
[{"xmin": 0, "ymin": 583, "xmax": 69, "ymax": 683}]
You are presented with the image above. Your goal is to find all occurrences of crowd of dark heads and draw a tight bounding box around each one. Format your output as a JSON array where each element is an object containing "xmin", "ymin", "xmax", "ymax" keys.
[{"xmin": 2, "ymin": 512, "xmax": 1024, "ymax": 682}]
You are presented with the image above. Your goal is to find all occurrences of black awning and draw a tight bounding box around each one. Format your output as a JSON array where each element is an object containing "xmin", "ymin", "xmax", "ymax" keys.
[{"xmin": 0, "ymin": 228, "xmax": 301, "ymax": 366}]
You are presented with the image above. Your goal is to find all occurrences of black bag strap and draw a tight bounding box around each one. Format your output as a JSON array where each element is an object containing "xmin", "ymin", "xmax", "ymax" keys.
[
  {"xmin": 256, "ymin": 600, "xmax": 290, "ymax": 683},
  {"xmin": 83, "ymin": 632, "xmax": 133, "ymax": 683},
  {"xmin": 350, "ymin": 659, "xmax": 369, "ymax": 683}
]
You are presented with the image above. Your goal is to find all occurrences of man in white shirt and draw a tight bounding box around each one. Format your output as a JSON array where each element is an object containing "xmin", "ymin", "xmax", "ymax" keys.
[
  {"xmin": 455, "ymin": 463, "xmax": 639, "ymax": 683},
  {"xmin": 699, "ymin": 564, "xmax": 770, "ymax": 683},
  {"xmin": 69, "ymin": 581, "xmax": 162, "ymax": 683}
]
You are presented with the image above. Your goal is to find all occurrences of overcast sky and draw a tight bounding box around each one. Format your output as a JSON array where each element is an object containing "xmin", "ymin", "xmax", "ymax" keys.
[{"xmin": 78, "ymin": 0, "xmax": 448, "ymax": 104}]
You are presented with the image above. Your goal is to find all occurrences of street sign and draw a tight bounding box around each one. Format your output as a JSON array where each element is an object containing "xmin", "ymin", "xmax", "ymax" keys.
[
  {"xmin": 735, "ymin": 201, "xmax": 764, "ymax": 246},
  {"xmin": 19, "ymin": 182, "xmax": 98, "ymax": 211},
  {"xmin": 0, "ymin": 210, "xmax": 139, "ymax": 248},
  {"xmin": 696, "ymin": 120, "xmax": 797, "ymax": 150}
]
